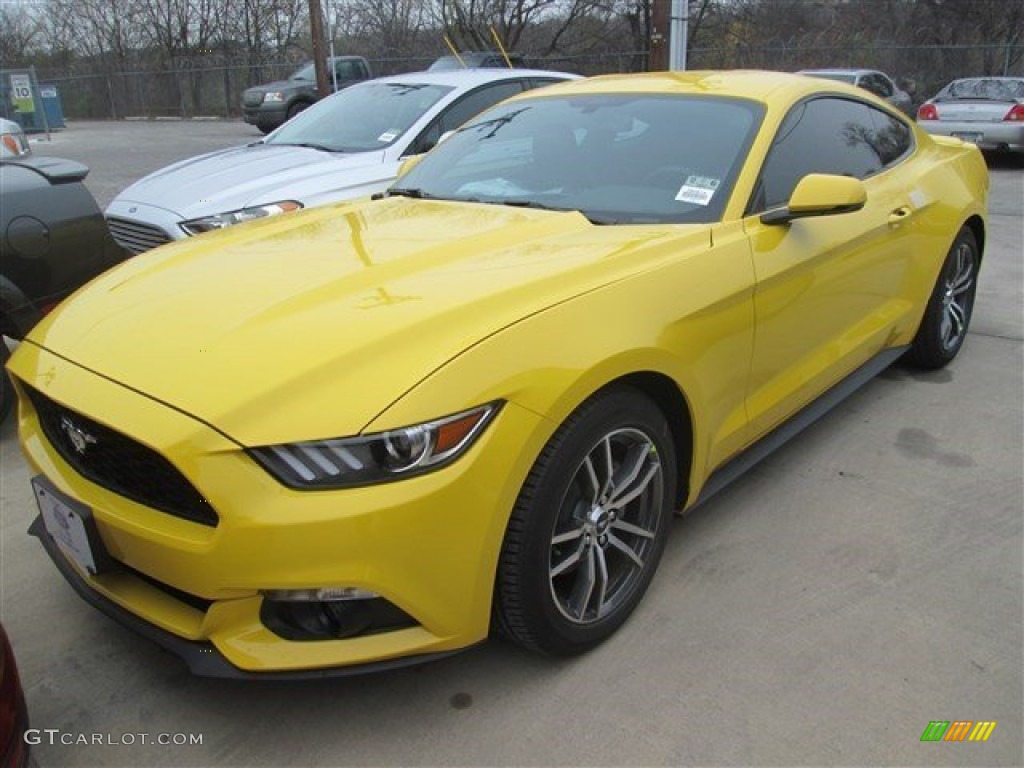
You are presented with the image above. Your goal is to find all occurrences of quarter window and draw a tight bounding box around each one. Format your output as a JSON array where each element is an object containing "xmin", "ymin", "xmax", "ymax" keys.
[{"xmin": 751, "ymin": 97, "xmax": 913, "ymax": 213}]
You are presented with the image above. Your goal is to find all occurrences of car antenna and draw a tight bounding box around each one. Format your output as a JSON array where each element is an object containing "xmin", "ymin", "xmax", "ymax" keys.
[
  {"xmin": 489, "ymin": 26, "xmax": 513, "ymax": 68},
  {"xmin": 443, "ymin": 35, "xmax": 467, "ymax": 69}
]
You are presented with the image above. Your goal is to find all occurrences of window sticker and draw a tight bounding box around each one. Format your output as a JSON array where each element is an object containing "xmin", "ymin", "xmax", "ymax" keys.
[
  {"xmin": 377, "ymin": 131, "xmax": 398, "ymax": 143},
  {"xmin": 675, "ymin": 175, "xmax": 720, "ymax": 206}
]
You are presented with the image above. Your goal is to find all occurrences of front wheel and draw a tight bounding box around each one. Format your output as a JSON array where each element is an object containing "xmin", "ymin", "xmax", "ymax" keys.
[
  {"xmin": 905, "ymin": 227, "xmax": 979, "ymax": 369},
  {"xmin": 495, "ymin": 388, "xmax": 676, "ymax": 656},
  {"xmin": 286, "ymin": 101, "xmax": 310, "ymax": 121}
]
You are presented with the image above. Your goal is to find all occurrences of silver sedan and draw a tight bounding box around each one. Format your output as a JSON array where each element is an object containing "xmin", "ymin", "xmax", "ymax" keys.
[
  {"xmin": 105, "ymin": 69, "xmax": 577, "ymax": 254},
  {"xmin": 916, "ymin": 77, "xmax": 1024, "ymax": 156}
]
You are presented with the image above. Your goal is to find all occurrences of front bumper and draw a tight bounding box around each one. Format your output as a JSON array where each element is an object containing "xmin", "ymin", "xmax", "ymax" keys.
[
  {"xmin": 27, "ymin": 516, "xmax": 468, "ymax": 679},
  {"xmin": 11, "ymin": 343, "xmax": 544, "ymax": 676}
]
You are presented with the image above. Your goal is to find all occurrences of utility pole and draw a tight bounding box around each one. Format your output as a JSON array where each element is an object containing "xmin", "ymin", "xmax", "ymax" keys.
[{"xmin": 308, "ymin": 0, "xmax": 330, "ymax": 96}]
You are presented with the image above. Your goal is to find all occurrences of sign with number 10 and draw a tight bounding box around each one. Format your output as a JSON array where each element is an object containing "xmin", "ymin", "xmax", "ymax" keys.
[{"xmin": 9, "ymin": 73, "xmax": 35, "ymax": 114}]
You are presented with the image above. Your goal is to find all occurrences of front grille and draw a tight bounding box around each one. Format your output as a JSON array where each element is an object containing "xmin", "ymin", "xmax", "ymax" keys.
[
  {"xmin": 243, "ymin": 92, "xmax": 263, "ymax": 107},
  {"xmin": 26, "ymin": 386, "xmax": 219, "ymax": 527},
  {"xmin": 106, "ymin": 216, "xmax": 174, "ymax": 255}
]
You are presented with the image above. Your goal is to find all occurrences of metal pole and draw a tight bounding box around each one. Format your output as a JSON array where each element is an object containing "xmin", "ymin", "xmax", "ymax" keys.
[
  {"xmin": 668, "ymin": 0, "xmax": 688, "ymax": 71},
  {"xmin": 681, "ymin": 0, "xmax": 689, "ymax": 71},
  {"xmin": 326, "ymin": 0, "xmax": 338, "ymax": 92},
  {"xmin": 29, "ymin": 66, "xmax": 52, "ymax": 140},
  {"xmin": 107, "ymin": 75, "xmax": 117, "ymax": 120}
]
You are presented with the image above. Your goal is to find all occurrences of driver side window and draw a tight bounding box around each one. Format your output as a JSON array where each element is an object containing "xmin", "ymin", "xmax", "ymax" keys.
[{"xmin": 750, "ymin": 97, "xmax": 894, "ymax": 213}]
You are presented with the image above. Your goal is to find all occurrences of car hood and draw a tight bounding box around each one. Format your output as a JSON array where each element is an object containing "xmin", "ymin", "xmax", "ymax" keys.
[
  {"xmin": 243, "ymin": 80, "xmax": 295, "ymax": 95},
  {"xmin": 111, "ymin": 144, "xmax": 388, "ymax": 222},
  {"xmin": 27, "ymin": 198, "xmax": 705, "ymax": 445}
]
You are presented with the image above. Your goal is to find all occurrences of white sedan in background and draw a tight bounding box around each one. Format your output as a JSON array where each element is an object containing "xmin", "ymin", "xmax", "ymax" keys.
[
  {"xmin": 0, "ymin": 117, "xmax": 31, "ymax": 157},
  {"xmin": 105, "ymin": 68, "xmax": 577, "ymax": 254}
]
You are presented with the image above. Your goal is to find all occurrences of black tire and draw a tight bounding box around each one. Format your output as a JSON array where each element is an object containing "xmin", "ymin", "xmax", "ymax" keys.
[
  {"xmin": 906, "ymin": 227, "xmax": 979, "ymax": 369},
  {"xmin": 286, "ymin": 101, "xmax": 310, "ymax": 121},
  {"xmin": 0, "ymin": 339, "xmax": 14, "ymax": 424},
  {"xmin": 495, "ymin": 387, "xmax": 676, "ymax": 656}
]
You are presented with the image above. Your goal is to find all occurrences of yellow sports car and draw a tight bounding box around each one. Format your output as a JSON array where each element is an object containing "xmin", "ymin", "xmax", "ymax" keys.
[{"xmin": 8, "ymin": 71, "xmax": 987, "ymax": 677}]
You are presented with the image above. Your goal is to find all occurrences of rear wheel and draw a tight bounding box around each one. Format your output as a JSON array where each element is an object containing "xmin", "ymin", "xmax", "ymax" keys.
[
  {"xmin": 906, "ymin": 227, "xmax": 979, "ymax": 369},
  {"xmin": 496, "ymin": 388, "xmax": 676, "ymax": 656}
]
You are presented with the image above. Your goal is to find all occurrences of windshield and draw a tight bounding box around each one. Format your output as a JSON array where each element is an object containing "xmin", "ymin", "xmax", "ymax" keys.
[
  {"xmin": 395, "ymin": 93, "xmax": 762, "ymax": 224},
  {"xmin": 940, "ymin": 78, "xmax": 1024, "ymax": 101},
  {"xmin": 289, "ymin": 62, "xmax": 315, "ymax": 81},
  {"xmin": 266, "ymin": 81, "xmax": 454, "ymax": 152}
]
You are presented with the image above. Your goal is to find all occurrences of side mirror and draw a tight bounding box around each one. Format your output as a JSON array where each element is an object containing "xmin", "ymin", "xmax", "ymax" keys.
[
  {"xmin": 760, "ymin": 174, "xmax": 867, "ymax": 225},
  {"xmin": 396, "ymin": 153, "xmax": 425, "ymax": 178}
]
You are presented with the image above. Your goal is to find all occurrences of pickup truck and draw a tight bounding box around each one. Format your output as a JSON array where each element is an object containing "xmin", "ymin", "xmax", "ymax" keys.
[{"xmin": 241, "ymin": 56, "xmax": 372, "ymax": 133}]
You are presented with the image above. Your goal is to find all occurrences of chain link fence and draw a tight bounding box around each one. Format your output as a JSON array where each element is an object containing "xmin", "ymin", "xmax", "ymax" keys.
[{"xmin": 37, "ymin": 43, "xmax": 1021, "ymax": 120}]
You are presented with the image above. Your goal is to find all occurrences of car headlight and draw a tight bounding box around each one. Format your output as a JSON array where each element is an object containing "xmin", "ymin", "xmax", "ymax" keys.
[
  {"xmin": 249, "ymin": 403, "xmax": 502, "ymax": 489},
  {"xmin": 179, "ymin": 201, "xmax": 303, "ymax": 235},
  {"xmin": 263, "ymin": 92, "xmax": 285, "ymax": 103}
]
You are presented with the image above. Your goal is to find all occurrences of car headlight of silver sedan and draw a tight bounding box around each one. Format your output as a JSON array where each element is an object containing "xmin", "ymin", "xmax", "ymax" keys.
[
  {"xmin": 179, "ymin": 201, "xmax": 303, "ymax": 235},
  {"xmin": 249, "ymin": 403, "xmax": 502, "ymax": 489}
]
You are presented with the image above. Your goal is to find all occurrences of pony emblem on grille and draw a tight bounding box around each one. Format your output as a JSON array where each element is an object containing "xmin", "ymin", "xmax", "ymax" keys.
[{"xmin": 60, "ymin": 415, "xmax": 97, "ymax": 455}]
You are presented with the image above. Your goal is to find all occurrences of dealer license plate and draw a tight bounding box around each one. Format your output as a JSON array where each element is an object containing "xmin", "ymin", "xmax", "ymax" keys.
[{"xmin": 33, "ymin": 476, "xmax": 103, "ymax": 576}]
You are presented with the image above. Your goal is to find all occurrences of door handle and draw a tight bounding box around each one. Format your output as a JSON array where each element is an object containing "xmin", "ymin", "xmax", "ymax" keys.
[{"xmin": 888, "ymin": 206, "xmax": 913, "ymax": 226}]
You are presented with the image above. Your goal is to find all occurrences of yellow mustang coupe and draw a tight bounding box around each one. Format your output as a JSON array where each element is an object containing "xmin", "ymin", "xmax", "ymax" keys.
[{"xmin": 9, "ymin": 71, "xmax": 987, "ymax": 677}]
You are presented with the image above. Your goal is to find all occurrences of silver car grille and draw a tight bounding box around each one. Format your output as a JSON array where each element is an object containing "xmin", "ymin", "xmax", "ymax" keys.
[{"xmin": 106, "ymin": 216, "xmax": 174, "ymax": 255}]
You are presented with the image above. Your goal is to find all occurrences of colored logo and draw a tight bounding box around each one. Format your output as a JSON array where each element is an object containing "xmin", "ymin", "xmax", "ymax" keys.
[{"xmin": 921, "ymin": 721, "xmax": 997, "ymax": 742}]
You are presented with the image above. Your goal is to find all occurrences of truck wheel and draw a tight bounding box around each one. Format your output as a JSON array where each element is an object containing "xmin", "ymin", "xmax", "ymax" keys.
[{"xmin": 286, "ymin": 102, "xmax": 310, "ymax": 121}]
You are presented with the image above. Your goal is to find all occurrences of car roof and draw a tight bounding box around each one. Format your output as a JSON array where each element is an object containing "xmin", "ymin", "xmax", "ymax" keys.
[
  {"xmin": 948, "ymin": 75, "xmax": 1024, "ymax": 82},
  {"xmin": 0, "ymin": 117, "xmax": 22, "ymax": 132},
  {"xmin": 798, "ymin": 68, "xmax": 879, "ymax": 76},
  {"xmin": 373, "ymin": 68, "xmax": 578, "ymax": 89},
  {"xmin": 516, "ymin": 69, "xmax": 861, "ymax": 105}
]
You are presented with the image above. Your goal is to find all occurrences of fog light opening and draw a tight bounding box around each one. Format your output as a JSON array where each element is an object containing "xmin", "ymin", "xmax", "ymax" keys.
[{"xmin": 260, "ymin": 589, "xmax": 417, "ymax": 641}]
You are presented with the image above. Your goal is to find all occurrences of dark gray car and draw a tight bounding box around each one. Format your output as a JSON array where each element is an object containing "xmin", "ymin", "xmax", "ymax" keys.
[
  {"xmin": 241, "ymin": 56, "xmax": 372, "ymax": 134},
  {"xmin": 1, "ymin": 156, "xmax": 127, "ymax": 420}
]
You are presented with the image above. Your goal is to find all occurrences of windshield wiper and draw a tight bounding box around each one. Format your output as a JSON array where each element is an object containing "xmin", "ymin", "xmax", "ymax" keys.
[
  {"xmin": 500, "ymin": 199, "xmax": 618, "ymax": 225},
  {"xmin": 387, "ymin": 187, "xmax": 429, "ymax": 199},
  {"xmin": 280, "ymin": 142, "xmax": 340, "ymax": 153},
  {"xmin": 501, "ymin": 199, "xmax": 567, "ymax": 212}
]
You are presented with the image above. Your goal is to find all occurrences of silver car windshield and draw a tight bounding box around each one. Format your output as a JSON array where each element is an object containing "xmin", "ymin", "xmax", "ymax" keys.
[
  {"xmin": 394, "ymin": 94, "xmax": 762, "ymax": 225},
  {"xmin": 266, "ymin": 82, "xmax": 455, "ymax": 153}
]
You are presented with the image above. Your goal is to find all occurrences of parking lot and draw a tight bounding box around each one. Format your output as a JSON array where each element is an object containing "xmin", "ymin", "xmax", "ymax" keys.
[{"xmin": 2, "ymin": 119, "xmax": 1021, "ymax": 766}]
